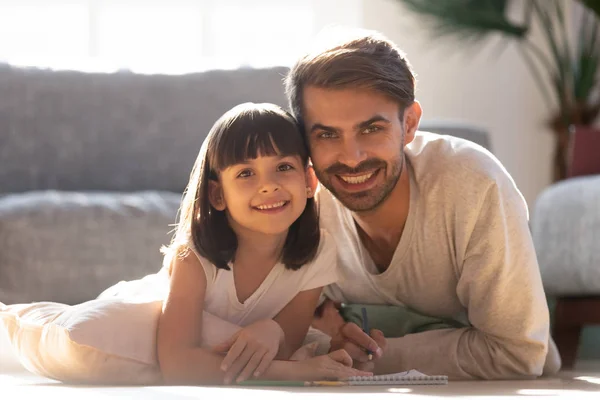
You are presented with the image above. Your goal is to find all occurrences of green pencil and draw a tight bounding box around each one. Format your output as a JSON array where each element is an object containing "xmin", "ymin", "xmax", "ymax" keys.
[
  {"xmin": 361, "ymin": 307, "xmax": 373, "ymax": 360},
  {"xmin": 236, "ymin": 380, "xmax": 308, "ymax": 387}
]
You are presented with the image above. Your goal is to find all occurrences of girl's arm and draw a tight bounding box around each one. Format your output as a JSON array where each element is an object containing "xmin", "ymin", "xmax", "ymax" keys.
[
  {"xmin": 218, "ymin": 286, "xmax": 324, "ymax": 384},
  {"xmin": 273, "ymin": 286, "xmax": 324, "ymax": 359},
  {"xmin": 274, "ymin": 231, "xmax": 339, "ymax": 359},
  {"xmin": 157, "ymin": 250, "xmax": 294, "ymax": 385}
]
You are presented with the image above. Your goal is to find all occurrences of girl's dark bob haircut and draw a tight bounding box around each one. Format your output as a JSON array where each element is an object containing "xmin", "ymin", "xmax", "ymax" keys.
[{"xmin": 162, "ymin": 103, "xmax": 320, "ymax": 271}]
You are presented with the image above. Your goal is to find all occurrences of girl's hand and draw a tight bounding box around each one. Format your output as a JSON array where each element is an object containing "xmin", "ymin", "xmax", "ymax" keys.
[
  {"xmin": 291, "ymin": 349, "xmax": 374, "ymax": 381},
  {"xmin": 212, "ymin": 319, "xmax": 284, "ymax": 384}
]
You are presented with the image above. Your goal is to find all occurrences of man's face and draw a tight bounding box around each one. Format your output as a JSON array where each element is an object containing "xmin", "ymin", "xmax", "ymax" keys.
[{"xmin": 302, "ymin": 86, "xmax": 412, "ymax": 212}]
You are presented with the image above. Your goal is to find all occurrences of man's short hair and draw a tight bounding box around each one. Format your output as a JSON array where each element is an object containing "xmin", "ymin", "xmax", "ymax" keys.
[{"xmin": 285, "ymin": 28, "xmax": 417, "ymax": 129}]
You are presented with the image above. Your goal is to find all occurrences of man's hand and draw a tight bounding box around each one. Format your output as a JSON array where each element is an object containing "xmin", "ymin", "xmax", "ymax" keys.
[
  {"xmin": 311, "ymin": 299, "xmax": 346, "ymax": 337},
  {"xmin": 212, "ymin": 319, "xmax": 284, "ymax": 384},
  {"xmin": 331, "ymin": 326, "xmax": 386, "ymax": 371},
  {"xmin": 312, "ymin": 300, "xmax": 386, "ymax": 370}
]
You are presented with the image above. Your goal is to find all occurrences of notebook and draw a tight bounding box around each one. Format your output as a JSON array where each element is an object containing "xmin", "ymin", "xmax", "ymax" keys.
[{"xmin": 346, "ymin": 369, "xmax": 448, "ymax": 385}]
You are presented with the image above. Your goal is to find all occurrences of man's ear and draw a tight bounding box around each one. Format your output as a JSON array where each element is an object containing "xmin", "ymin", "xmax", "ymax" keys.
[
  {"xmin": 403, "ymin": 100, "xmax": 422, "ymax": 146},
  {"xmin": 305, "ymin": 164, "xmax": 319, "ymax": 198},
  {"xmin": 208, "ymin": 180, "xmax": 226, "ymax": 211}
]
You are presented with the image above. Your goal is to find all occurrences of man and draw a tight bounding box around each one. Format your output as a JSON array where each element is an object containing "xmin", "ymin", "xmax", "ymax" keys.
[{"xmin": 284, "ymin": 28, "xmax": 561, "ymax": 380}]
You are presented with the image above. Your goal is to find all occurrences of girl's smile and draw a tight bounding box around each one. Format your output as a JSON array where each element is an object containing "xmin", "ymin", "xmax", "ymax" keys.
[{"xmin": 253, "ymin": 199, "xmax": 290, "ymax": 213}]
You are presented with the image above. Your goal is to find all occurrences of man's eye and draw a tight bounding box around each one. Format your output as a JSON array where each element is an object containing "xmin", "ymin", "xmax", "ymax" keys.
[
  {"xmin": 237, "ymin": 169, "xmax": 253, "ymax": 178},
  {"xmin": 278, "ymin": 163, "xmax": 294, "ymax": 172},
  {"xmin": 318, "ymin": 131, "xmax": 337, "ymax": 139},
  {"xmin": 364, "ymin": 125, "xmax": 382, "ymax": 134}
]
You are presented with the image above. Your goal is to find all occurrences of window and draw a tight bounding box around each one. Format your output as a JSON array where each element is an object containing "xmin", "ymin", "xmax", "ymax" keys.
[
  {"xmin": 0, "ymin": 1, "xmax": 89, "ymax": 60},
  {"xmin": 0, "ymin": 0, "xmax": 328, "ymax": 74}
]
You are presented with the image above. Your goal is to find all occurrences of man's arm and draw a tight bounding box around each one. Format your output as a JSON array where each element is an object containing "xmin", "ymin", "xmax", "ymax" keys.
[
  {"xmin": 376, "ymin": 177, "xmax": 550, "ymax": 380},
  {"xmin": 320, "ymin": 175, "xmax": 552, "ymax": 380}
]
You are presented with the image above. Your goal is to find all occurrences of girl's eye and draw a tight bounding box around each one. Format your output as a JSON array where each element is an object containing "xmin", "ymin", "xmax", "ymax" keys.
[
  {"xmin": 237, "ymin": 169, "xmax": 253, "ymax": 178},
  {"xmin": 278, "ymin": 163, "xmax": 294, "ymax": 172}
]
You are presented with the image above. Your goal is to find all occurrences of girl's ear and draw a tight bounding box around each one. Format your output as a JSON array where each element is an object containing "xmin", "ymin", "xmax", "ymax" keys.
[
  {"xmin": 305, "ymin": 164, "xmax": 319, "ymax": 199},
  {"xmin": 208, "ymin": 180, "xmax": 226, "ymax": 211}
]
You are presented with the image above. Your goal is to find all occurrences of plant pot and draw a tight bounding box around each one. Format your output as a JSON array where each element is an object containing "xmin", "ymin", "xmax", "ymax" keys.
[
  {"xmin": 551, "ymin": 125, "xmax": 571, "ymax": 182},
  {"xmin": 567, "ymin": 125, "xmax": 600, "ymax": 179}
]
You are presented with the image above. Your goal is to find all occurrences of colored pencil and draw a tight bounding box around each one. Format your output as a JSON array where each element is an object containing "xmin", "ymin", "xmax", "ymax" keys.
[{"xmin": 361, "ymin": 307, "xmax": 373, "ymax": 360}]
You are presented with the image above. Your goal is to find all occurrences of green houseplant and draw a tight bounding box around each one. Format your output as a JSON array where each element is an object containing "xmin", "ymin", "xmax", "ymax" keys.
[{"xmin": 396, "ymin": 0, "xmax": 600, "ymax": 181}]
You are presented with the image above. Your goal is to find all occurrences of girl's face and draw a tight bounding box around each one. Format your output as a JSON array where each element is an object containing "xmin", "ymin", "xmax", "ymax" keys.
[{"xmin": 211, "ymin": 153, "xmax": 311, "ymax": 238}]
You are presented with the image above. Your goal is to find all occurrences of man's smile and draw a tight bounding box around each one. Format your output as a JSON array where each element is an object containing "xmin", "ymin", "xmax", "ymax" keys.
[
  {"xmin": 334, "ymin": 169, "xmax": 381, "ymax": 192},
  {"xmin": 338, "ymin": 171, "xmax": 377, "ymax": 184}
]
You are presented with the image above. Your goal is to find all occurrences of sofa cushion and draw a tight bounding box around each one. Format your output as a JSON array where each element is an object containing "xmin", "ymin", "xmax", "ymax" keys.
[
  {"xmin": 0, "ymin": 190, "xmax": 180, "ymax": 305},
  {"xmin": 531, "ymin": 175, "xmax": 600, "ymax": 295}
]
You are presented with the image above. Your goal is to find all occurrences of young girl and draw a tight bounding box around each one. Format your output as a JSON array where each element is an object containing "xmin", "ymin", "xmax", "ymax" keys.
[{"xmin": 156, "ymin": 102, "xmax": 371, "ymax": 385}]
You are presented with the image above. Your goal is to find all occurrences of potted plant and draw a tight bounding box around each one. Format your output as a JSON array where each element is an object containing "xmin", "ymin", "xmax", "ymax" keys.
[{"xmin": 396, "ymin": 0, "xmax": 600, "ymax": 181}]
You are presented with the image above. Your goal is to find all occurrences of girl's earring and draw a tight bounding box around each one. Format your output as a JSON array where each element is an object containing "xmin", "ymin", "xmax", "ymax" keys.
[{"xmin": 306, "ymin": 187, "xmax": 312, "ymax": 197}]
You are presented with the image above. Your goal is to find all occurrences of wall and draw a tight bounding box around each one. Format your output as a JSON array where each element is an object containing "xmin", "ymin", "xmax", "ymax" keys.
[{"xmin": 360, "ymin": 0, "xmax": 557, "ymax": 208}]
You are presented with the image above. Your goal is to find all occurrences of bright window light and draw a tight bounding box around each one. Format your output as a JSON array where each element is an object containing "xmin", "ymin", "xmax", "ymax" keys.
[
  {"xmin": 207, "ymin": 1, "xmax": 314, "ymax": 69},
  {"xmin": 0, "ymin": 0, "xmax": 317, "ymax": 73},
  {"xmin": 0, "ymin": 1, "xmax": 88, "ymax": 61},
  {"xmin": 94, "ymin": 0, "xmax": 203, "ymax": 73}
]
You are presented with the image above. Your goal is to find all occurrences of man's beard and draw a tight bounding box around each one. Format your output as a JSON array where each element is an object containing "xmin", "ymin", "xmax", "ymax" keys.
[{"xmin": 315, "ymin": 154, "xmax": 404, "ymax": 212}]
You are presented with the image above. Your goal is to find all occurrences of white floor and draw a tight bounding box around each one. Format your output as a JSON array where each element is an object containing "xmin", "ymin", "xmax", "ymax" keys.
[{"xmin": 2, "ymin": 362, "xmax": 600, "ymax": 400}]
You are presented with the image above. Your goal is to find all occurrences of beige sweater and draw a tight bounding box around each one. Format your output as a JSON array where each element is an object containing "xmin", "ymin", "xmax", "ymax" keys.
[{"xmin": 319, "ymin": 131, "xmax": 555, "ymax": 380}]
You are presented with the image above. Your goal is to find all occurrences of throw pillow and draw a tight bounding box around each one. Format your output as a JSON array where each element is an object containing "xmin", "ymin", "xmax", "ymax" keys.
[
  {"xmin": 0, "ymin": 299, "xmax": 319, "ymax": 384},
  {"xmin": 0, "ymin": 299, "xmax": 163, "ymax": 384}
]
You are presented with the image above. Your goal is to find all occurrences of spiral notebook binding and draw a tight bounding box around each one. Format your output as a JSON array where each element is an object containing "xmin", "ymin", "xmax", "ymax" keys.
[{"xmin": 346, "ymin": 370, "xmax": 448, "ymax": 385}]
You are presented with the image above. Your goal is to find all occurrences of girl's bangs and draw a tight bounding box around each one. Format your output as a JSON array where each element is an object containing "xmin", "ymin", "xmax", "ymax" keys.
[{"xmin": 211, "ymin": 111, "xmax": 308, "ymax": 173}]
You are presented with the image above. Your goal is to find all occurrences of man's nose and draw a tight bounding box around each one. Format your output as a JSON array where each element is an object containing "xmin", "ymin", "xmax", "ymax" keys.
[{"xmin": 338, "ymin": 137, "xmax": 368, "ymax": 168}]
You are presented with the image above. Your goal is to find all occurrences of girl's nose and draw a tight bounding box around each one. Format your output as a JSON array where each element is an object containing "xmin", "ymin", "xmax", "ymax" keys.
[{"xmin": 259, "ymin": 182, "xmax": 280, "ymax": 193}]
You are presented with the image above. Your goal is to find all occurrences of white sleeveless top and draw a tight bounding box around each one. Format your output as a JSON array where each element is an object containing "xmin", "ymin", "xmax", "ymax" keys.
[{"xmin": 190, "ymin": 229, "xmax": 339, "ymax": 327}]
